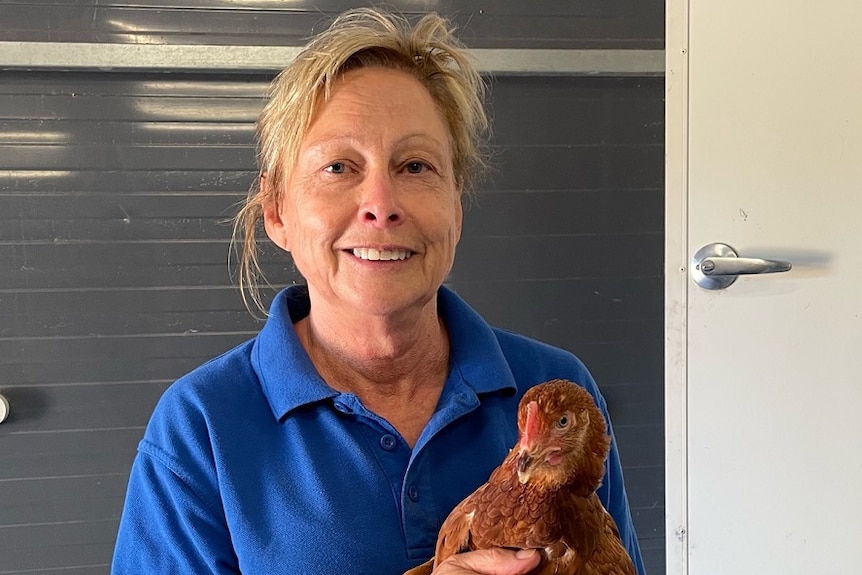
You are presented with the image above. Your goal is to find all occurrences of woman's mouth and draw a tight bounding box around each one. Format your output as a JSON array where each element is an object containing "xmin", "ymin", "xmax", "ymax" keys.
[{"xmin": 351, "ymin": 248, "xmax": 413, "ymax": 261}]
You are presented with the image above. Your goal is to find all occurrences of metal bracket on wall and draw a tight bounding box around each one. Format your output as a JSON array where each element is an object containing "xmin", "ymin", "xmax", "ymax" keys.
[
  {"xmin": 0, "ymin": 42, "xmax": 664, "ymax": 76},
  {"xmin": 0, "ymin": 393, "xmax": 9, "ymax": 424}
]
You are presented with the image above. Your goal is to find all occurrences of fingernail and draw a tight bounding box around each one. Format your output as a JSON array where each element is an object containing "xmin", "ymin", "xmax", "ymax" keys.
[{"xmin": 516, "ymin": 549, "xmax": 537, "ymax": 560}]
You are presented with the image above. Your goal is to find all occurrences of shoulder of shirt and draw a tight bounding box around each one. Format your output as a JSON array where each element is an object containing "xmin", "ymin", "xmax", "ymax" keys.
[
  {"xmin": 489, "ymin": 326, "xmax": 606, "ymax": 409},
  {"xmin": 490, "ymin": 326, "xmax": 588, "ymax": 373},
  {"xmin": 142, "ymin": 338, "xmax": 259, "ymax": 442}
]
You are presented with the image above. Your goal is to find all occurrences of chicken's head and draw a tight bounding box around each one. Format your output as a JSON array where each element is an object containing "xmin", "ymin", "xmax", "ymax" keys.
[{"xmin": 515, "ymin": 379, "xmax": 611, "ymax": 495}]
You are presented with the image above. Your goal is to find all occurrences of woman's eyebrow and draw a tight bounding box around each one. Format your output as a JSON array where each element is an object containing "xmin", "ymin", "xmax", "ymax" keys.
[
  {"xmin": 298, "ymin": 137, "xmax": 362, "ymax": 165},
  {"xmin": 393, "ymin": 133, "xmax": 447, "ymax": 150},
  {"xmin": 302, "ymin": 133, "xmax": 449, "ymax": 157}
]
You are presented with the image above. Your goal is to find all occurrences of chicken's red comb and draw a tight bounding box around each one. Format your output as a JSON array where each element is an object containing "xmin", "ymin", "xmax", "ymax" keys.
[{"xmin": 519, "ymin": 401, "xmax": 540, "ymax": 449}]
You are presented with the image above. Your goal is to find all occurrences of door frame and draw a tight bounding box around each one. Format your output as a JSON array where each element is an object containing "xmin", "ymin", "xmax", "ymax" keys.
[{"xmin": 664, "ymin": 0, "xmax": 688, "ymax": 573}]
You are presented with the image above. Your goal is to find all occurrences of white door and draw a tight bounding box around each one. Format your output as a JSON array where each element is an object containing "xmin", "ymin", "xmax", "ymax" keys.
[{"xmin": 665, "ymin": 1, "xmax": 862, "ymax": 574}]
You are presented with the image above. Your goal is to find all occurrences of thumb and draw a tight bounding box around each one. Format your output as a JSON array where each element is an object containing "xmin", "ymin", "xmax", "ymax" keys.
[{"xmin": 437, "ymin": 548, "xmax": 541, "ymax": 575}]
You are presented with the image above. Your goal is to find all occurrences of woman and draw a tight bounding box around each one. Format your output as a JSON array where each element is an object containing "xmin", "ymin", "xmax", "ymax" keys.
[{"xmin": 112, "ymin": 8, "xmax": 646, "ymax": 575}]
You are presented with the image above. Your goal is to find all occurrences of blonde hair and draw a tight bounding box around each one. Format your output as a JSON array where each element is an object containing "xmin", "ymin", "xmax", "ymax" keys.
[{"xmin": 231, "ymin": 8, "xmax": 490, "ymax": 314}]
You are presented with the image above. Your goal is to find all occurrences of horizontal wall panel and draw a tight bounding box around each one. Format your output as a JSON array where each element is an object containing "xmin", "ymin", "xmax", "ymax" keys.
[
  {"xmin": 0, "ymin": 337, "xmax": 253, "ymax": 387},
  {"xmin": 613, "ymin": 424, "xmax": 663, "ymax": 468},
  {"xmin": 0, "ymin": 382, "xmax": 171, "ymax": 432},
  {"xmin": 620, "ymin": 465, "xmax": 665, "ymax": 510},
  {"xmin": 0, "ymin": 475, "xmax": 128, "ymax": 526},
  {"xmin": 0, "ymin": 333, "xmax": 254, "ymax": 366},
  {"xmin": 0, "ymin": 523, "xmax": 119, "ymax": 559},
  {"xmin": 0, "ymin": 144, "xmax": 254, "ymax": 171},
  {"xmin": 0, "ymin": 74, "xmax": 267, "ymax": 98},
  {"xmin": 0, "ymin": 92, "xmax": 264, "ymax": 122},
  {"xmin": 0, "ymin": 43, "xmax": 663, "ymax": 76},
  {"xmin": 1, "ymin": 241, "xmax": 234, "ymax": 271},
  {"xmin": 0, "ymin": 429, "xmax": 141, "ymax": 479},
  {"xmin": 465, "ymin": 189, "xmax": 663, "ymax": 237},
  {"xmin": 0, "ymin": 119, "xmax": 254, "ymax": 149},
  {"xmin": 0, "ymin": 522, "xmax": 118, "ymax": 562},
  {"xmin": 602, "ymin": 381, "xmax": 664, "ymax": 425},
  {"xmin": 639, "ymin": 546, "xmax": 665, "ymax": 575},
  {"xmin": 0, "ymin": 1, "xmax": 663, "ymax": 49},
  {"xmin": 1, "ymin": 263, "xmax": 235, "ymax": 290},
  {"xmin": 488, "ymin": 77, "xmax": 664, "ymax": 147},
  {"xmin": 0, "ymin": 356, "xmax": 232, "ymax": 387},
  {"xmin": 0, "ymin": 214, "xmax": 238, "ymax": 243},
  {"xmin": 0, "ymin": 261, "xmax": 292, "ymax": 290},
  {"xmin": 631, "ymin": 508, "xmax": 664, "ymax": 540},
  {"xmin": 0, "ymin": 194, "xmax": 243, "ymax": 225},
  {"xmin": 516, "ymin": 320, "xmax": 657, "ymax": 348},
  {"xmin": 452, "ymin": 233, "xmax": 663, "ymax": 281},
  {"xmin": 0, "ymin": 240, "xmax": 292, "ymax": 290},
  {"xmin": 0, "ymin": 539, "xmax": 113, "ymax": 574},
  {"xmin": 3, "ymin": 309, "xmax": 259, "ymax": 338},
  {"xmin": 489, "ymin": 145, "xmax": 663, "ymax": 191},
  {"xmin": 449, "ymin": 276, "xmax": 661, "ymax": 323},
  {"xmin": 0, "ymin": 120, "xmax": 256, "ymax": 147},
  {"xmin": 490, "ymin": 317, "xmax": 660, "ymax": 348},
  {"xmin": 0, "ymin": 169, "xmax": 255, "ymax": 195},
  {"xmin": 0, "ymin": 97, "xmax": 261, "ymax": 122},
  {"xmin": 0, "ymin": 287, "xmax": 250, "ymax": 315},
  {"xmin": 551, "ymin": 339, "xmax": 663, "ymax": 390},
  {"xmin": 0, "ymin": 288, "xmax": 260, "ymax": 337}
]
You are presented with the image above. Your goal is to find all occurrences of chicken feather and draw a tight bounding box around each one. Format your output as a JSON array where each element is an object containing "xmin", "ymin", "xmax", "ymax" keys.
[{"xmin": 403, "ymin": 379, "xmax": 637, "ymax": 575}]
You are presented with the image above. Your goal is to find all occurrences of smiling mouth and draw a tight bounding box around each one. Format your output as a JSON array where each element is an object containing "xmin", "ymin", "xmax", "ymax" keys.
[{"xmin": 351, "ymin": 248, "xmax": 413, "ymax": 261}]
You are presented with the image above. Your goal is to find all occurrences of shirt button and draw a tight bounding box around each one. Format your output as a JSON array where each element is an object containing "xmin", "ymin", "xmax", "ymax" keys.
[
  {"xmin": 407, "ymin": 484, "xmax": 419, "ymax": 502},
  {"xmin": 379, "ymin": 434, "xmax": 397, "ymax": 451}
]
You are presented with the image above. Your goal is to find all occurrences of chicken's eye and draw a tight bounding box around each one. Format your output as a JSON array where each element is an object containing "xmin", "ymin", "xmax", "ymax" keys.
[{"xmin": 557, "ymin": 414, "xmax": 570, "ymax": 429}]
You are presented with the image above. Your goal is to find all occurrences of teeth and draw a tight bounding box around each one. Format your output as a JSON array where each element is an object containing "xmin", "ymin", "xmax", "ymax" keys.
[{"xmin": 352, "ymin": 248, "xmax": 412, "ymax": 261}]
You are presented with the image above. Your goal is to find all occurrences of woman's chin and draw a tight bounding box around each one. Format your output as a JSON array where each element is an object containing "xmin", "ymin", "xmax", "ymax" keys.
[{"xmin": 339, "ymin": 283, "xmax": 436, "ymax": 318}]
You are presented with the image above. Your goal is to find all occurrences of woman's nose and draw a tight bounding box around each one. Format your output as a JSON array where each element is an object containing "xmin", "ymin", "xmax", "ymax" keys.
[{"xmin": 358, "ymin": 171, "xmax": 404, "ymax": 226}]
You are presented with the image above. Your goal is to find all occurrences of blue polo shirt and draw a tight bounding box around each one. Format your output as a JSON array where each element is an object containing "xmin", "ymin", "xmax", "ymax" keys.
[{"xmin": 112, "ymin": 285, "xmax": 646, "ymax": 574}]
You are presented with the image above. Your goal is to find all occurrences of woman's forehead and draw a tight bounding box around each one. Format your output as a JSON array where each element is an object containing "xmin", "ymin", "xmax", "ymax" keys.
[{"xmin": 301, "ymin": 67, "xmax": 452, "ymax": 151}]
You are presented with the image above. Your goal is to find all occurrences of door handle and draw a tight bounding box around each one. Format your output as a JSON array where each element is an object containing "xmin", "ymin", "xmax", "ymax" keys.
[{"xmin": 691, "ymin": 242, "xmax": 792, "ymax": 290}]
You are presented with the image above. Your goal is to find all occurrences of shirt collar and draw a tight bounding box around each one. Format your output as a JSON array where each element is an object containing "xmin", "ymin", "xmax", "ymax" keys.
[
  {"xmin": 437, "ymin": 285, "xmax": 518, "ymax": 396},
  {"xmin": 252, "ymin": 285, "xmax": 517, "ymax": 422}
]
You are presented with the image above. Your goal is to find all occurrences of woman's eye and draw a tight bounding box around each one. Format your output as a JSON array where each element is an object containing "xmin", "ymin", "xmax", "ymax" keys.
[
  {"xmin": 325, "ymin": 162, "xmax": 347, "ymax": 174},
  {"xmin": 406, "ymin": 161, "xmax": 426, "ymax": 174}
]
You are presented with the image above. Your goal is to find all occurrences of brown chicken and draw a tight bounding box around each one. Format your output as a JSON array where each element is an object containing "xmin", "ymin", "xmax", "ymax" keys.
[{"xmin": 403, "ymin": 379, "xmax": 636, "ymax": 575}]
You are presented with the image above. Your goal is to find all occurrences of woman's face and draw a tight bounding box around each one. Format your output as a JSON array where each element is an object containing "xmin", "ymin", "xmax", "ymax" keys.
[{"xmin": 264, "ymin": 66, "xmax": 463, "ymax": 319}]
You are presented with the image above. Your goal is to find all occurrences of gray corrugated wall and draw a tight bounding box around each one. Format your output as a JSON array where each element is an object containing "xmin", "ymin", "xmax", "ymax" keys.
[{"xmin": 0, "ymin": 2, "xmax": 665, "ymax": 573}]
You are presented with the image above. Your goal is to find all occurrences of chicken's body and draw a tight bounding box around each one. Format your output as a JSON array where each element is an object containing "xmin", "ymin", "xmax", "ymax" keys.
[{"xmin": 404, "ymin": 379, "xmax": 636, "ymax": 575}]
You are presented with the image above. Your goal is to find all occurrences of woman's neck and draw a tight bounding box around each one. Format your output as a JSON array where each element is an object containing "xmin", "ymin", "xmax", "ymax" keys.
[{"xmin": 294, "ymin": 296, "xmax": 450, "ymax": 446}]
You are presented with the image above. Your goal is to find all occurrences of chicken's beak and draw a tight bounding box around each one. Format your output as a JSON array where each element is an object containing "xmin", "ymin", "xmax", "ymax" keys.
[{"xmin": 516, "ymin": 450, "xmax": 534, "ymax": 484}]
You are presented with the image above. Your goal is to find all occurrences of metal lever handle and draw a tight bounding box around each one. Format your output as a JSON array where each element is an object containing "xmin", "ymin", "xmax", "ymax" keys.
[
  {"xmin": 691, "ymin": 242, "xmax": 792, "ymax": 290},
  {"xmin": 701, "ymin": 256, "xmax": 792, "ymax": 276}
]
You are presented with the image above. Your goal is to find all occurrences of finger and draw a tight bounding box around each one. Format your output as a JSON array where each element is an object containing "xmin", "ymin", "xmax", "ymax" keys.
[{"xmin": 434, "ymin": 548, "xmax": 541, "ymax": 575}]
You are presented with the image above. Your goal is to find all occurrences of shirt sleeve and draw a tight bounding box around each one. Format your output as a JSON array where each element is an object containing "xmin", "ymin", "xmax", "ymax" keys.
[
  {"xmin": 594, "ymin": 396, "xmax": 648, "ymax": 575},
  {"xmin": 111, "ymin": 441, "xmax": 240, "ymax": 574}
]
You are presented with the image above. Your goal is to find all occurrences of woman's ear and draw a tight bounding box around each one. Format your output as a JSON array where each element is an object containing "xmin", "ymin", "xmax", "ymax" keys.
[{"xmin": 261, "ymin": 175, "xmax": 291, "ymax": 252}]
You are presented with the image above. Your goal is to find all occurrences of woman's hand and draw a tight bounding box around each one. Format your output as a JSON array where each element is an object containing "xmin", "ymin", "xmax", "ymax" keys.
[{"xmin": 432, "ymin": 548, "xmax": 540, "ymax": 575}]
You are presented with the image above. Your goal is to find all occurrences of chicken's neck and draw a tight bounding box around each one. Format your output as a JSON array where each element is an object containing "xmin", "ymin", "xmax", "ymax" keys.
[{"xmin": 496, "ymin": 450, "xmax": 599, "ymax": 499}]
